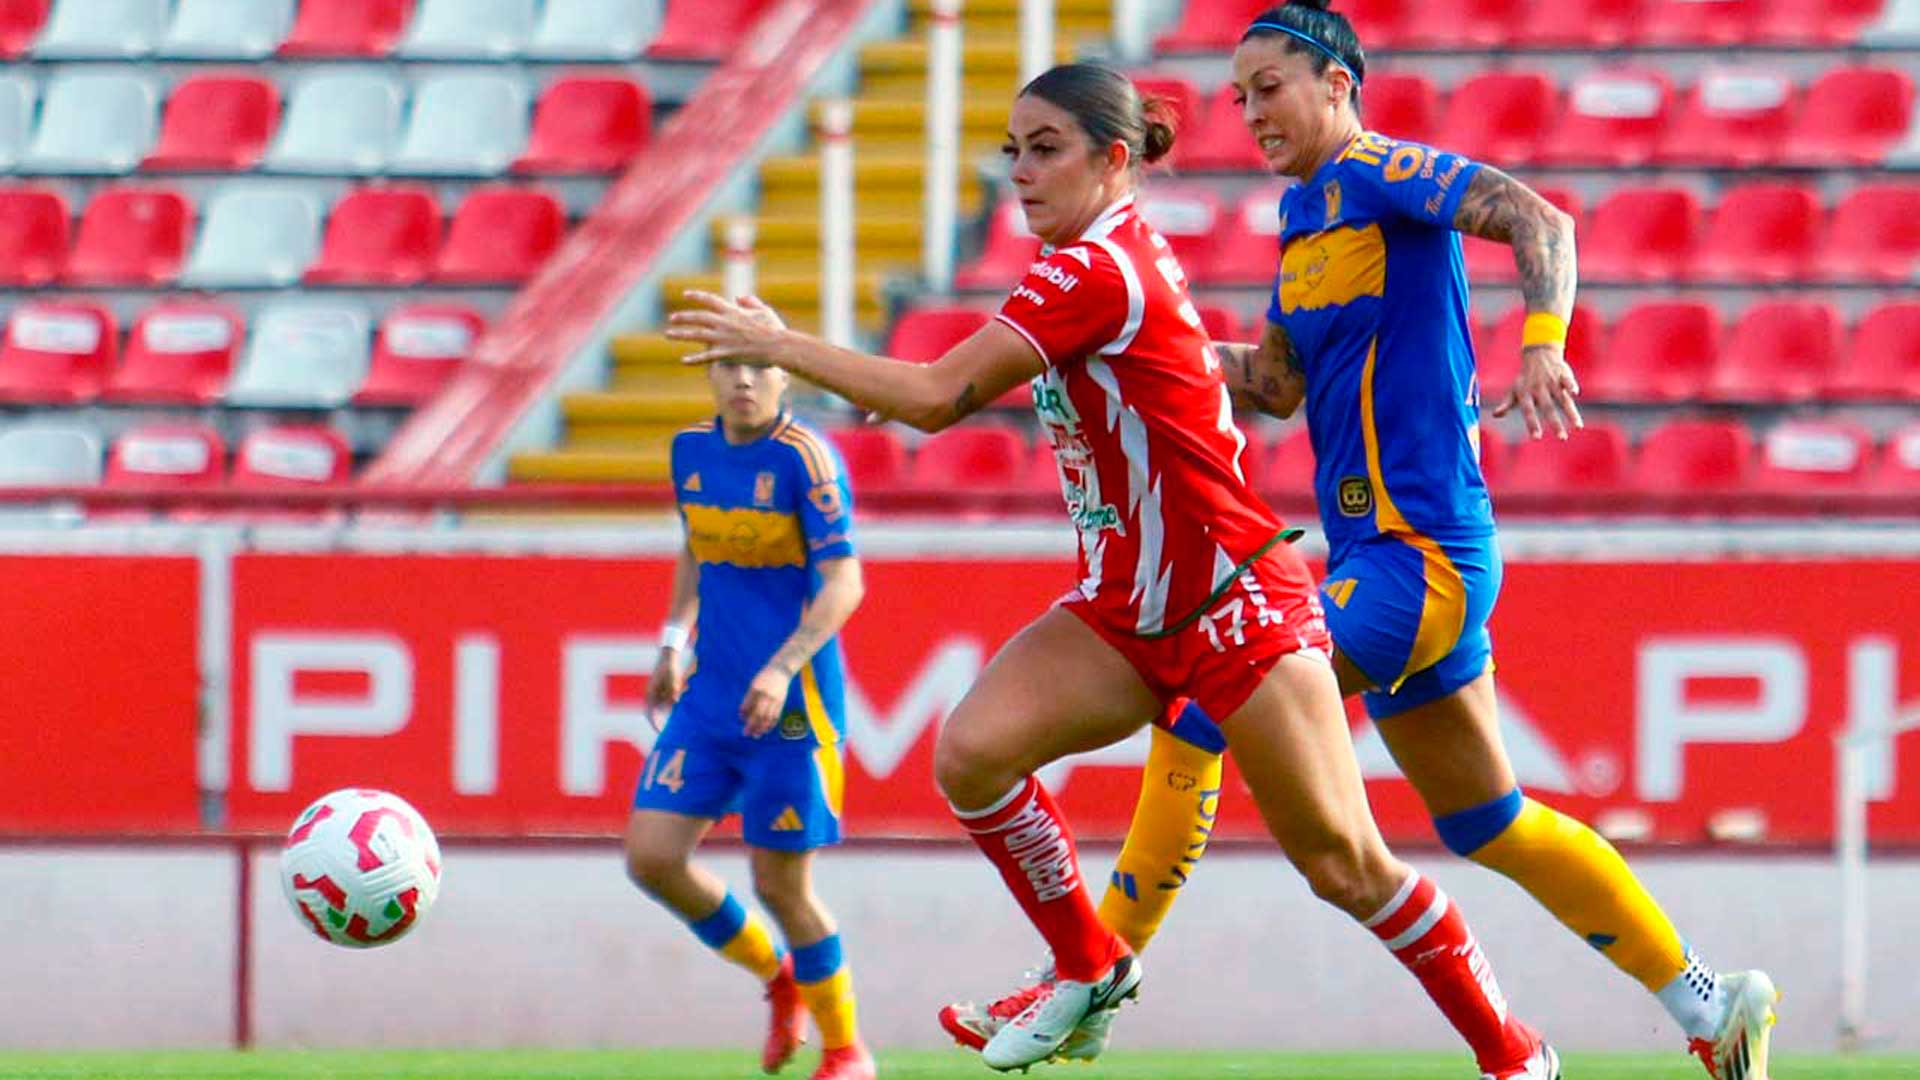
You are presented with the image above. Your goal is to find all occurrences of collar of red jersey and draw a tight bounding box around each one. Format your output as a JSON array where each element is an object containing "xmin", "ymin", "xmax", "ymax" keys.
[{"xmin": 1040, "ymin": 194, "xmax": 1136, "ymax": 256}]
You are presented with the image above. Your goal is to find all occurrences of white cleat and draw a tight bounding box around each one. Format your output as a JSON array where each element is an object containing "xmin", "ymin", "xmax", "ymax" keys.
[
  {"xmin": 1056, "ymin": 1002, "xmax": 1117, "ymax": 1062},
  {"xmin": 980, "ymin": 953, "xmax": 1141, "ymax": 1072},
  {"xmin": 1482, "ymin": 1042, "xmax": 1560, "ymax": 1080},
  {"xmin": 1690, "ymin": 970, "xmax": 1779, "ymax": 1080}
]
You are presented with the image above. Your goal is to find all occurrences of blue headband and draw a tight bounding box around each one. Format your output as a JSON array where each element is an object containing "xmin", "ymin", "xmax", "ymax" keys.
[{"xmin": 1245, "ymin": 20, "xmax": 1361, "ymax": 86}]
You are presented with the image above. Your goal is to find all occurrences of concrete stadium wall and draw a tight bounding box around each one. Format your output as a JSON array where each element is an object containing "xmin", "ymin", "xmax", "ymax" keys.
[{"xmin": 2, "ymin": 844, "xmax": 1916, "ymax": 1056}]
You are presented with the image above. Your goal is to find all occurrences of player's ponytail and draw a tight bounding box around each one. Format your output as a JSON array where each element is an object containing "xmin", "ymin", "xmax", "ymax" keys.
[
  {"xmin": 1242, "ymin": 2, "xmax": 1367, "ymax": 109},
  {"xmin": 1020, "ymin": 62, "xmax": 1179, "ymax": 171}
]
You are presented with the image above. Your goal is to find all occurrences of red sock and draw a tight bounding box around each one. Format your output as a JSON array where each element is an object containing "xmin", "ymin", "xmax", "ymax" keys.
[
  {"xmin": 1364, "ymin": 872, "xmax": 1535, "ymax": 1074},
  {"xmin": 954, "ymin": 775, "xmax": 1124, "ymax": 982}
]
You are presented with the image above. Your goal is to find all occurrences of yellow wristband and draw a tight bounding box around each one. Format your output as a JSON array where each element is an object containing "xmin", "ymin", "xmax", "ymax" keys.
[{"xmin": 1521, "ymin": 312, "xmax": 1568, "ymax": 349}]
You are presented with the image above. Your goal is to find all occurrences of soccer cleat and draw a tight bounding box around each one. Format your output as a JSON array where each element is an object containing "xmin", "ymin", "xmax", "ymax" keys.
[
  {"xmin": 762, "ymin": 955, "xmax": 808, "ymax": 1074},
  {"xmin": 937, "ymin": 983, "xmax": 1042, "ymax": 1052},
  {"xmin": 1056, "ymin": 1000, "xmax": 1118, "ymax": 1061},
  {"xmin": 810, "ymin": 1041, "xmax": 877, "ymax": 1080},
  {"xmin": 1482, "ymin": 1035, "xmax": 1561, "ymax": 1080},
  {"xmin": 1689, "ymin": 970, "xmax": 1779, "ymax": 1080},
  {"xmin": 980, "ymin": 953, "xmax": 1141, "ymax": 1072}
]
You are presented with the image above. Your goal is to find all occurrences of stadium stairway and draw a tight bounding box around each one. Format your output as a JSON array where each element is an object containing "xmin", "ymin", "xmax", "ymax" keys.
[{"xmin": 509, "ymin": 0, "xmax": 1109, "ymax": 484}]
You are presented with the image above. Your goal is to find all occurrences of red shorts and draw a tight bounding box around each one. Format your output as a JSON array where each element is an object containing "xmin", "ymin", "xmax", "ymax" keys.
[{"xmin": 1063, "ymin": 544, "xmax": 1332, "ymax": 725}]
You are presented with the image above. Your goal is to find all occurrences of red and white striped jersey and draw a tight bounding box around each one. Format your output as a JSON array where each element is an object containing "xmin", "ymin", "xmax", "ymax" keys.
[{"xmin": 995, "ymin": 195, "xmax": 1291, "ymax": 637}]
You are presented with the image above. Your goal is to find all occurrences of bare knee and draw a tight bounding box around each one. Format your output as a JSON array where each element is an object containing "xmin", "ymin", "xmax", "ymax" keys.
[
  {"xmin": 1292, "ymin": 844, "xmax": 1401, "ymax": 920},
  {"xmin": 934, "ymin": 721, "xmax": 1024, "ymax": 811},
  {"xmin": 624, "ymin": 842, "xmax": 690, "ymax": 898},
  {"xmin": 752, "ymin": 874, "xmax": 812, "ymax": 924}
]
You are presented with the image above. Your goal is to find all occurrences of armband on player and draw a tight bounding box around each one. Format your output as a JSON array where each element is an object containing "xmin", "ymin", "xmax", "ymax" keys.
[{"xmin": 1520, "ymin": 312, "xmax": 1568, "ymax": 349}]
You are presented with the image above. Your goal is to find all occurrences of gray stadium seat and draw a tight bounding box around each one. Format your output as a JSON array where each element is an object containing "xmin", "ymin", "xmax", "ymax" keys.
[
  {"xmin": 159, "ymin": 0, "xmax": 296, "ymax": 59},
  {"xmin": 391, "ymin": 73, "xmax": 529, "ymax": 176},
  {"xmin": 0, "ymin": 425, "xmax": 102, "ymax": 485},
  {"xmin": 264, "ymin": 72, "xmax": 402, "ymax": 175},
  {"xmin": 180, "ymin": 185, "xmax": 320, "ymax": 287},
  {"xmin": 1864, "ymin": 0, "xmax": 1920, "ymax": 44},
  {"xmin": 528, "ymin": 0, "xmax": 661, "ymax": 59},
  {"xmin": 226, "ymin": 301, "xmax": 371, "ymax": 408},
  {"xmin": 397, "ymin": 0, "xmax": 536, "ymax": 59},
  {"xmin": 17, "ymin": 70, "xmax": 156, "ymax": 174},
  {"xmin": 32, "ymin": 0, "xmax": 168, "ymax": 58},
  {"xmin": 0, "ymin": 76, "xmax": 34, "ymax": 172}
]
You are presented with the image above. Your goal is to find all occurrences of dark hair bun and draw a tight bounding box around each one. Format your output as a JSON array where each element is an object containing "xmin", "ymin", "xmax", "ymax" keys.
[
  {"xmin": 1287, "ymin": 0, "xmax": 1337, "ymax": 9},
  {"xmin": 1141, "ymin": 119, "xmax": 1176, "ymax": 164}
]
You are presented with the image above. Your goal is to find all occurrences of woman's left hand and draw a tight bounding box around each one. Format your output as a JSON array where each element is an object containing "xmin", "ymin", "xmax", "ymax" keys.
[
  {"xmin": 665, "ymin": 291, "xmax": 788, "ymax": 365},
  {"xmin": 1494, "ymin": 344, "xmax": 1584, "ymax": 439}
]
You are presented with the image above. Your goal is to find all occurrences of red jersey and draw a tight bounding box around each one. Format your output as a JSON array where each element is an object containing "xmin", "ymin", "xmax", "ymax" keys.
[{"xmin": 996, "ymin": 195, "xmax": 1290, "ymax": 637}]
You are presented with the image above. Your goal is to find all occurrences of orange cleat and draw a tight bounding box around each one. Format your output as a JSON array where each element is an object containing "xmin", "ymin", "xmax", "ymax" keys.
[
  {"xmin": 810, "ymin": 1040, "xmax": 877, "ymax": 1080},
  {"xmin": 762, "ymin": 955, "xmax": 808, "ymax": 1074}
]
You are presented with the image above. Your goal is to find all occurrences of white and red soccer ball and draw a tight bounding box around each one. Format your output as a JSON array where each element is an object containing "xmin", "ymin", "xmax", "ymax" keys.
[{"xmin": 280, "ymin": 788, "xmax": 442, "ymax": 948}]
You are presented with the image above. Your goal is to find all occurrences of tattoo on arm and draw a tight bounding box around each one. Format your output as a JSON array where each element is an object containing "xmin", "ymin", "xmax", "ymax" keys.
[
  {"xmin": 1452, "ymin": 166, "xmax": 1577, "ymax": 321},
  {"xmin": 950, "ymin": 381, "xmax": 980, "ymax": 423},
  {"xmin": 1219, "ymin": 324, "xmax": 1305, "ymax": 418},
  {"xmin": 766, "ymin": 626, "xmax": 825, "ymax": 680}
]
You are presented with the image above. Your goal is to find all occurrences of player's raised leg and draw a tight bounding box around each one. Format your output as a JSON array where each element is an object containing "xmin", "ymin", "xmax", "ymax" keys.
[
  {"xmin": 1374, "ymin": 670, "xmax": 1777, "ymax": 1079},
  {"xmin": 1227, "ymin": 652, "xmax": 1553, "ymax": 1080},
  {"xmin": 934, "ymin": 605, "xmax": 1157, "ymax": 1070}
]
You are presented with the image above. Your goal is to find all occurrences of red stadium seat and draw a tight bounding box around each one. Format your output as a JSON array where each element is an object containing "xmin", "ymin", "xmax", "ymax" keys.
[
  {"xmin": 279, "ymin": 0, "xmax": 413, "ymax": 57},
  {"xmin": 144, "ymin": 75, "xmax": 281, "ymax": 171},
  {"xmin": 1476, "ymin": 424, "xmax": 1509, "ymax": 490},
  {"xmin": 63, "ymin": 185, "xmax": 192, "ymax": 286},
  {"xmin": 1179, "ymin": 83, "xmax": 1265, "ymax": 171},
  {"xmin": 232, "ymin": 425, "xmax": 351, "ymax": 486},
  {"xmin": 1543, "ymin": 69, "xmax": 1674, "ymax": 166},
  {"xmin": 1463, "ymin": 186, "xmax": 1581, "ymax": 286},
  {"xmin": 0, "ymin": 0, "xmax": 47, "ymax": 57},
  {"xmin": 1502, "ymin": 424, "xmax": 1630, "ymax": 495},
  {"xmin": 355, "ymin": 303, "xmax": 484, "ymax": 406},
  {"xmin": 910, "ymin": 426, "xmax": 1026, "ymax": 490},
  {"xmin": 433, "ymin": 186, "xmax": 565, "ymax": 284},
  {"xmin": 1405, "ymin": 0, "xmax": 1525, "ymax": 46},
  {"xmin": 1265, "ymin": 427, "xmax": 1316, "ymax": 494},
  {"xmin": 1632, "ymin": 420, "xmax": 1753, "ymax": 493},
  {"xmin": 887, "ymin": 307, "xmax": 987, "ymax": 363},
  {"xmin": 1831, "ymin": 302, "xmax": 1920, "ymax": 400},
  {"xmin": 106, "ymin": 424, "xmax": 226, "ymax": 489},
  {"xmin": 1643, "ymin": 0, "xmax": 1763, "ymax": 44},
  {"xmin": 1155, "ymin": 0, "xmax": 1266, "ymax": 51},
  {"xmin": 0, "ymin": 300, "xmax": 115, "ymax": 404},
  {"xmin": 1784, "ymin": 66, "xmax": 1914, "ymax": 166},
  {"xmin": 1139, "ymin": 183, "xmax": 1223, "ymax": 282},
  {"xmin": 1878, "ymin": 427, "xmax": 1920, "ymax": 489},
  {"xmin": 1512, "ymin": 0, "xmax": 1648, "ymax": 46},
  {"xmin": 649, "ymin": 0, "xmax": 774, "ymax": 59},
  {"xmin": 955, "ymin": 200, "xmax": 1042, "ymax": 290},
  {"xmin": 104, "ymin": 300, "xmax": 239, "ymax": 404},
  {"xmin": 1196, "ymin": 305, "xmax": 1245, "ymax": 343},
  {"xmin": 1581, "ymin": 186, "xmax": 1701, "ymax": 282},
  {"xmin": 0, "ymin": 187, "xmax": 70, "ymax": 287},
  {"xmin": 1129, "ymin": 74, "xmax": 1198, "ymax": 154},
  {"xmin": 1693, "ymin": 183, "xmax": 1820, "ymax": 283},
  {"xmin": 1819, "ymin": 185, "xmax": 1920, "ymax": 283},
  {"xmin": 1479, "ymin": 304, "xmax": 1605, "ymax": 404},
  {"xmin": 1712, "ymin": 301, "xmax": 1842, "ymax": 402},
  {"xmin": 1338, "ymin": 0, "xmax": 1420, "ymax": 47},
  {"xmin": 1756, "ymin": 419, "xmax": 1873, "ymax": 492},
  {"xmin": 307, "ymin": 185, "xmax": 442, "ymax": 286},
  {"xmin": 1361, "ymin": 72, "xmax": 1440, "ymax": 145},
  {"xmin": 828, "ymin": 427, "xmax": 908, "ymax": 493},
  {"xmin": 1753, "ymin": 0, "xmax": 1887, "ymax": 45},
  {"xmin": 1434, "ymin": 72, "xmax": 1558, "ymax": 166},
  {"xmin": 1023, "ymin": 438, "xmax": 1060, "ymax": 494},
  {"xmin": 1592, "ymin": 301, "xmax": 1720, "ymax": 402},
  {"xmin": 1656, "ymin": 68, "xmax": 1796, "ymax": 167},
  {"xmin": 515, "ymin": 76, "xmax": 651, "ymax": 174}
]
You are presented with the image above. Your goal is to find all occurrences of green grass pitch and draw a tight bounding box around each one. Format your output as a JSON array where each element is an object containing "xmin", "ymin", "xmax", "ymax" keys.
[{"xmin": 0, "ymin": 1049, "xmax": 1914, "ymax": 1080}]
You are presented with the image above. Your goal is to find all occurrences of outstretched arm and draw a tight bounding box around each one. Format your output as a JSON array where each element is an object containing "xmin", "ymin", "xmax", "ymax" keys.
[
  {"xmin": 1452, "ymin": 165, "xmax": 1584, "ymax": 439},
  {"xmin": 1214, "ymin": 318, "xmax": 1305, "ymax": 420}
]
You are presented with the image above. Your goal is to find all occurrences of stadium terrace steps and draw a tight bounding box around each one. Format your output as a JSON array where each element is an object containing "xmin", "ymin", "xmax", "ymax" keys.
[
  {"xmin": 660, "ymin": 272, "xmax": 885, "ymax": 324},
  {"xmin": 507, "ymin": 446, "xmax": 673, "ymax": 483},
  {"xmin": 561, "ymin": 391, "xmax": 714, "ymax": 425},
  {"xmin": 906, "ymin": 0, "xmax": 1110, "ymax": 40}
]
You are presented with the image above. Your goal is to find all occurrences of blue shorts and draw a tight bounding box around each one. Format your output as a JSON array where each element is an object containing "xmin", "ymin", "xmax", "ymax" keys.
[
  {"xmin": 1322, "ymin": 532, "xmax": 1501, "ymax": 719},
  {"xmin": 632, "ymin": 700, "xmax": 845, "ymax": 852}
]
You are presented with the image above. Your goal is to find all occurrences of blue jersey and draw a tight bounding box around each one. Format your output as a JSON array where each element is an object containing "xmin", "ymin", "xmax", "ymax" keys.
[
  {"xmin": 671, "ymin": 413, "xmax": 856, "ymax": 746},
  {"xmin": 1267, "ymin": 131, "xmax": 1493, "ymax": 557}
]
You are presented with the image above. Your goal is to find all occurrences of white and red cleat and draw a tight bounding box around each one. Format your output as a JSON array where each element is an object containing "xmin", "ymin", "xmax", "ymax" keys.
[
  {"xmin": 981, "ymin": 953, "xmax": 1141, "ymax": 1072},
  {"xmin": 1689, "ymin": 971, "xmax": 1779, "ymax": 1080},
  {"xmin": 810, "ymin": 1040, "xmax": 877, "ymax": 1080},
  {"xmin": 762, "ymin": 955, "xmax": 808, "ymax": 1074},
  {"xmin": 1482, "ymin": 1023, "xmax": 1561, "ymax": 1080},
  {"xmin": 938, "ymin": 983, "xmax": 1042, "ymax": 1052}
]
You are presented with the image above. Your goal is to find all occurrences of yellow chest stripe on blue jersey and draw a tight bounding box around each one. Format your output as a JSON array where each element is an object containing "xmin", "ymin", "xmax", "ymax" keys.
[
  {"xmin": 1279, "ymin": 223, "xmax": 1386, "ymax": 314},
  {"xmin": 683, "ymin": 504, "xmax": 805, "ymax": 568}
]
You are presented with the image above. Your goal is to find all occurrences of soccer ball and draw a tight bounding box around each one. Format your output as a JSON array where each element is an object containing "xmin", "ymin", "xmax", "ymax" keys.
[{"xmin": 280, "ymin": 788, "xmax": 442, "ymax": 948}]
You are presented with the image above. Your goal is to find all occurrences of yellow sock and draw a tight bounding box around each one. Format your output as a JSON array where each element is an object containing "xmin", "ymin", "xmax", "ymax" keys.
[
  {"xmin": 793, "ymin": 935, "xmax": 857, "ymax": 1049},
  {"xmin": 1470, "ymin": 798, "xmax": 1688, "ymax": 991},
  {"xmin": 1096, "ymin": 724, "xmax": 1224, "ymax": 954},
  {"xmin": 690, "ymin": 893, "xmax": 784, "ymax": 982}
]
